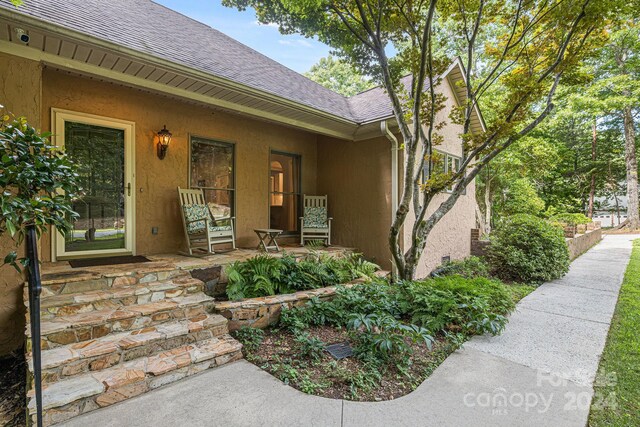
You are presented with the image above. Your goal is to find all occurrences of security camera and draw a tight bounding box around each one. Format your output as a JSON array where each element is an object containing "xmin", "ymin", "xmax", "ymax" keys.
[{"xmin": 15, "ymin": 28, "xmax": 29, "ymax": 44}]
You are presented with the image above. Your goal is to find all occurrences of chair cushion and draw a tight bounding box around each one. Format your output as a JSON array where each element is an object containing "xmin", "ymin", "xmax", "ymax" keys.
[
  {"xmin": 303, "ymin": 206, "xmax": 328, "ymax": 228},
  {"xmin": 183, "ymin": 204, "xmax": 210, "ymax": 234},
  {"xmin": 209, "ymin": 225, "xmax": 232, "ymax": 232},
  {"xmin": 208, "ymin": 202, "xmax": 231, "ymax": 219}
]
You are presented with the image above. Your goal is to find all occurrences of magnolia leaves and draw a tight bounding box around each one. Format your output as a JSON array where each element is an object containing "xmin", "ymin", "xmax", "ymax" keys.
[{"xmin": 0, "ymin": 113, "xmax": 80, "ymax": 272}]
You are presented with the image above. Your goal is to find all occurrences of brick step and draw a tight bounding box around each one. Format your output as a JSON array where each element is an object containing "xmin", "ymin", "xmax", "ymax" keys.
[
  {"xmin": 38, "ymin": 276, "xmax": 205, "ymax": 319},
  {"xmin": 29, "ymin": 293, "xmax": 216, "ymax": 350},
  {"xmin": 27, "ymin": 334, "xmax": 243, "ymax": 426},
  {"xmin": 31, "ymin": 314, "xmax": 229, "ymax": 385},
  {"xmin": 39, "ymin": 262, "xmax": 189, "ymax": 297}
]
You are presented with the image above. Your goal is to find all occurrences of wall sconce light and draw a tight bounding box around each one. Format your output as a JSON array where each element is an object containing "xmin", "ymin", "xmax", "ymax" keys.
[{"xmin": 156, "ymin": 125, "xmax": 172, "ymax": 160}]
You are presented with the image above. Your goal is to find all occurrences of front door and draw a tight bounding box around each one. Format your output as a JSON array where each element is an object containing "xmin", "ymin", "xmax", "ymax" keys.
[{"xmin": 52, "ymin": 109, "xmax": 135, "ymax": 260}]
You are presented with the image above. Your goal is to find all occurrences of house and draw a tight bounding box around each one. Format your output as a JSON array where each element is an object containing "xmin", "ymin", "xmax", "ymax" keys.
[
  {"xmin": 0, "ymin": 0, "xmax": 484, "ymax": 422},
  {"xmin": 595, "ymin": 195, "xmax": 628, "ymax": 227}
]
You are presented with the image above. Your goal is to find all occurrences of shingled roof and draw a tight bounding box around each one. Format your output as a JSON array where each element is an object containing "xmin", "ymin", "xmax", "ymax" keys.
[
  {"xmin": 0, "ymin": 0, "xmax": 484, "ymax": 132},
  {"xmin": 0, "ymin": 0, "xmax": 359, "ymax": 120}
]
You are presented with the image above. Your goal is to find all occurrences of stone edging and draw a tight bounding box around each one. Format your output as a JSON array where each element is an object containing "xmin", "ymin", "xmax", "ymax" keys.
[
  {"xmin": 567, "ymin": 228, "xmax": 603, "ymax": 260},
  {"xmin": 213, "ymin": 280, "xmax": 367, "ymax": 331}
]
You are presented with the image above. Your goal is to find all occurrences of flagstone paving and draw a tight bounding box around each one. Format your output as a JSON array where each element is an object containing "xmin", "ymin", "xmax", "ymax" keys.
[
  {"xmin": 59, "ymin": 235, "xmax": 637, "ymax": 427},
  {"xmin": 26, "ymin": 245, "xmax": 354, "ymax": 425}
]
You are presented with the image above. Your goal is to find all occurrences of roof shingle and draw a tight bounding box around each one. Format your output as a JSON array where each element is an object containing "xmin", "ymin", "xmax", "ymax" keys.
[
  {"xmin": 0, "ymin": 0, "xmax": 359, "ymax": 120},
  {"xmin": 2, "ymin": 0, "xmax": 468, "ymax": 128}
]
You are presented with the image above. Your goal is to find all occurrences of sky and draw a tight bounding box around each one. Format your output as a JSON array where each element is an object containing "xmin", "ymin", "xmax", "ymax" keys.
[{"xmin": 154, "ymin": 0, "xmax": 331, "ymax": 74}]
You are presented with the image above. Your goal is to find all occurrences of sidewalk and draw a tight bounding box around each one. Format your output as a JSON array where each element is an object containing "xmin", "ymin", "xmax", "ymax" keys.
[{"xmin": 62, "ymin": 235, "xmax": 637, "ymax": 427}]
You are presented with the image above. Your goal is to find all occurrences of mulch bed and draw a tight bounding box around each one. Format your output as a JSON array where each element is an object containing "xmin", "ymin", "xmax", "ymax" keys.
[
  {"xmin": 0, "ymin": 350, "xmax": 26, "ymax": 427},
  {"xmin": 243, "ymin": 325, "xmax": 453, "ymax": 401}
]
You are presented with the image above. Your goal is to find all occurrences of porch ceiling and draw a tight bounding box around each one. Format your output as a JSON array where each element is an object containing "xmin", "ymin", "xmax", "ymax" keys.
[{"xmin": 0, "ymin": 13, "xmax": 360, "ymax": 140}]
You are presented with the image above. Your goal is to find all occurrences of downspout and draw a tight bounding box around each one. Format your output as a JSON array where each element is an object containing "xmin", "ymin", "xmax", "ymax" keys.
[{"xmin": 381, "ymin": 120, "xmax": 399, "ymax": 277}]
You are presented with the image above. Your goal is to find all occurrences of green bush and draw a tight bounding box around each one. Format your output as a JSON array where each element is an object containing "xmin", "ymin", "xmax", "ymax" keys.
[
  {"xmin": 1, "ymin": 114, "xmax": 80, "ymax": 271},
  {"xmin": 226, "ymin": 252, "xmax": 379, "ymax": 300},
  {"xmin": 550, "ymin": 212, "xmax": 591, "ymax": 226},
  {"xmin": 278, "ymin": 276, "xmax": 516, "ymax": 364},
  {"xmin": 487, "ymin": 214, "xmax": 570, "ymax": 284},
  {"xmin": 399, "ymin": 277, "xmax": 514, "ymax": 335},
  {"xmin": 431, "ymin": 256, "xmax": 489, "ymax": 278}
]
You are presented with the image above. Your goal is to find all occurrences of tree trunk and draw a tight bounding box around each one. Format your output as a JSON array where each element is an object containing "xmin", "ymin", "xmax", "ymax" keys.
[
  {"xmin": 623, "ymin": 106, "xmax": 639, "ymax": 229},
  {"xmin": 484, "ymin": 177, "xmax": 492, "ymax": 234},
  {"xmin": 587, "ymin": 118, "xmax": 596, "ymax": 218}
]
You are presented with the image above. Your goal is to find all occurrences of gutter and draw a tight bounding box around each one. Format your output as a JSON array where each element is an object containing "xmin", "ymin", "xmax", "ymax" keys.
[{"xmin": 381, "ymin": 120, "xmax": 399, "ymax": 276}]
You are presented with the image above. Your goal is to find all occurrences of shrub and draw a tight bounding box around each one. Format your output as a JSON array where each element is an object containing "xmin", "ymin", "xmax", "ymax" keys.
[
  {"xmin": 398, "ymin": 277, "xmax": 514, "ymax": 336},
  {"xmin": 487, "ymin": 214, "xmax": 569, "ymax": 284},
  {"xmin": 278, "ymin": 276, "xmax": 515, "ymax": 364},
  {"xmin": 431, "ymin": 256, "xmax": 489, "ymax": 278},
  {"xmin": 550, "ymin": 212, "xmax": 591, "ymax": 226},
  {"xmin": 1, "ymin": 114, "xmax": 80, "ymax": 271},
  {"xmin": 226, "ymin": 255, "xmax": 284, "ymax": 300},
  {"xmin": 226, "ymin": 252, "xmax": 379, "ymax": 300}
]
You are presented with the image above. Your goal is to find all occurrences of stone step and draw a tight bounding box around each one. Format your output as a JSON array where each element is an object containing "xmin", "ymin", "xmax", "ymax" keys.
[
  {"xmin": 39, "ymin": 262, "xmax": 189, "ymax": 297},
  {"xmin": 38, "ymin": 276, "xmax": 204, "ymax": 319},
  {"xmin": 27, "ymin": 334, "xmax": 243, "ymax": 426},
  {"xmin": 31, "ymin": 314, "xmax": 229, "ymax": 385},
  {"xmin": 29, "ymin": 293, "xmax": 216, "ymax": 350}
]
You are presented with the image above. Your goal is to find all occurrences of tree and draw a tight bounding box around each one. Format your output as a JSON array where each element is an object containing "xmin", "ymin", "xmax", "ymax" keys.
[
  {"xmin": 498, "ymin": 178, "xmax": 545, "ymax": 217},
  {"xmin": 305, "ymin": 55, "xmax": 374, "ymax": 96},
  {"xmin": 477, "ymin": 134, "xmax": 560, "ymax": 231},
  {"xmin": 588, "ymin": 21, "xmax": 640, "ymax": 228},
  {"xmin": 224, "ymin": 0, "xmax": 617, "ymax": 280},
  {"xmin": 0, "ymin": 112, "xmax": 79, "ymax": 270}
]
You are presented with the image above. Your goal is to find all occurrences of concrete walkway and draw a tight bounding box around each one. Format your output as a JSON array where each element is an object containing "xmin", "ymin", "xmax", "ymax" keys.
[{"xmin": 62, "ymin": 235, "xmax": 637, "ymax": 427}]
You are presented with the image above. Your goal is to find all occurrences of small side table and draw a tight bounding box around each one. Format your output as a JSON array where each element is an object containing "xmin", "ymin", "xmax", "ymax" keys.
[{"xmin": 254, "ymin": 228, "xmax": 283, "ymax": 252}]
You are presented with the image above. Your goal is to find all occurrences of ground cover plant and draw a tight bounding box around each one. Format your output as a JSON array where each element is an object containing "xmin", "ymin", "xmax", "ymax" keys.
[
  {"xmin": 430, "ymin": 256, "xmax": 489, "ymax": 279},
  {"xmin": 234, "ymin": 275, "xmax": 530, "ymax": 400},
  {"xmin": 589, "ymin": 240, "xmax": 640, "ymax": 426},
  {"xmin": 226, "ymin": 252, "xmax": 378, "ymax": 300}
]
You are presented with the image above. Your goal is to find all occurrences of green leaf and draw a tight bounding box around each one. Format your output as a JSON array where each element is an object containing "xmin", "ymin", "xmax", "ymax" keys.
[
  {"xmin": 5, "ymin": 219, "xmax": 16, "ymax": 236},
  {"xmin": 3, "ymin": 251, "xmax": 17, "ymax": 265}
]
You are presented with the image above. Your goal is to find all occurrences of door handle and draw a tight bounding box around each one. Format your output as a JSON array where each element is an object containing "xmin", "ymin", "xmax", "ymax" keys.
[{"xmin": 127, "ymin": 183, "xmax": 131, "ymax": 196}]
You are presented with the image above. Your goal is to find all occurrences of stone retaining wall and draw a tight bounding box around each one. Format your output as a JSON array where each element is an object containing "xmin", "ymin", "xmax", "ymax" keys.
[
  {"xmin": 213, "ymin": 280, "xmax": 364, "ymax": 331},
  {"xmin": 472, "ymin": 224, "xmax": 602, "ymax": 261},
  {"xmin": 567, "ymin": 228, "xmax": 603, "ymax": 260}
]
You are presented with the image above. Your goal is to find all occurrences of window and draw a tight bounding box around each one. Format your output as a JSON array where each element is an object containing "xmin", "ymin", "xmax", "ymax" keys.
[
  {"xmin": 422, "ymin": 150, "xmax": 462, "ymax": 193},
  {"xmin": 190, "ymin": 137, "xmax": 235, "ymax": 218},
  {"xmin": 269, "ymin": 151, "xmax": 301, "ymax": 233}
]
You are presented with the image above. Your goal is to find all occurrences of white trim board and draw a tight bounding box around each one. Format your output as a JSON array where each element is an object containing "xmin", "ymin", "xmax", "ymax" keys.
[{"xmin": 51, "ymin": 108, "xmax": 136, "ymax": 260}]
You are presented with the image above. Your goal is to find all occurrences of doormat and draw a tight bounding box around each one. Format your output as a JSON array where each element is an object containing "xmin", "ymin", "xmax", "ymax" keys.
[{"xmin": 69, "ymin": 255, "xmax": 151, "ymax": 268}]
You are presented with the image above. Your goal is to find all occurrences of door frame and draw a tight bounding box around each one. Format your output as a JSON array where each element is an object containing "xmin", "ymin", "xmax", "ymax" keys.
[
  {"xmin": 51, "ymin": 108, "xmax": 136, "ymax": 261},
  {"xmin": 268, "ymin": 149, "xmax": 302, "ymax": 235}
]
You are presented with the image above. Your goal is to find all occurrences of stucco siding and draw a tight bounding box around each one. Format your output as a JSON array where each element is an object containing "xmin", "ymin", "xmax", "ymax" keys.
[
  {"xmin": 40, "ymin": 68, "xmax": 318, "ymax": 258},
  {"xmin": 0, "ymin": 52, "xmax": 42, "ymax": 355},
  {"xmin": 402, "ymin": 78, "xmax": 477, "ymax": 278},
  {"xmin": 317, "ymin": 135, "xmax": 393, "ymax": 269}
]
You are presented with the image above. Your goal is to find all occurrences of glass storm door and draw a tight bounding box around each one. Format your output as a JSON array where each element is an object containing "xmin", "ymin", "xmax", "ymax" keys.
[
  {"xmin": 53, "ymin": 110, "xmax": 135, "ymax": 259},
  {"xmin": 269, "ymin": 151, "xmax": 301, "ymax": 233}
]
